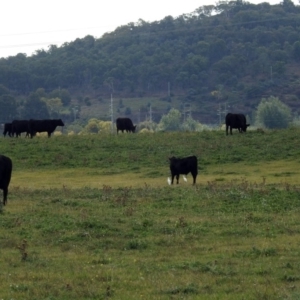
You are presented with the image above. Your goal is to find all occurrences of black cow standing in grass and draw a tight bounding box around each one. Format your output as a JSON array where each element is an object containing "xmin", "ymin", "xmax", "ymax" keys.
[
  {"xmin": 225, "ymin": 113, "xmax": 250, "ymax": 135},
  {"xmin": 29, "ymin": 119, "xmax": 64, "ymax": 138},
  {"xmin": 3, "ymin": 123, "xmax": 12, "ymax": 137},
  {"xmin": 116, "ymin": 117, "xmax": 136, "ymax": 134},
  {"xmin": 11, "ymin": 120, "xmax": 31, "ymax": 137},
  {"xmin": 169, "ymin": 155, "xmax": 198, "ymax": 185},
  {"xmin": 0, "ymin": 155, "xmax": 12, "ymax": 206}
]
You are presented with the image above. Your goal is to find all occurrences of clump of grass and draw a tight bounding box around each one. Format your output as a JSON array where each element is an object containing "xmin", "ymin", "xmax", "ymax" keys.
[
  {"xmin": 125, "ymin": 239, "xmax": 148, "ymax": 250},
  {"xmin": 17, "ymin": 239, "xmax": 28, "ymax": 261},
  {"xmin": 164, "ymin": 283, "xmax": 199, "ymax": 295}
]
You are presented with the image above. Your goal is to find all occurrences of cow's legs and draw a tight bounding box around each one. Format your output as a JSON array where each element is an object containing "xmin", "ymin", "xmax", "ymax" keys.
[
  {"xmin": 226, "ymin": 126, "xmax": 229, "ymax": 135},
  {"xmin": 3, "ymin": 188, "xmax": 7, "ymax": 206},
  {"xmin": 176, "ymin": 175, "xmax": 179, "ymax": 184},
  {"xmin": 171, "ymin": 175, "xmax": 175, "ymax": 185},
  {"xmin": 191, "ymin": 172, "xmax": 197, "ymax": 185}
]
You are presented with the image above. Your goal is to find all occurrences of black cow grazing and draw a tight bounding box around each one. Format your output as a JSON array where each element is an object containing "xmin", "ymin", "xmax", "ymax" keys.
[
  {"xmin": 11, "ymin": 120, "xmax": 30, "ymax": 137},
  {"xmin": 0, "ymin": 155, "xmax": 12, "ymax": 206},
  {"xmin": 225, "ymin": 113, "xmax": 250, "ymax": 135},
  {"xmin": 169, "ymin": 156, "xmax": 198, "ymax": 185},
  {"xmin": 29, "ymin": 119, "xmax": 64, "ymax": 138},
  {"xmin": 116, "ymin": 117, "xmax": 136, "ymax": 134},
  {"xmin": 3, "ymin": 123, "xmax": 13, "ymax": 137}
]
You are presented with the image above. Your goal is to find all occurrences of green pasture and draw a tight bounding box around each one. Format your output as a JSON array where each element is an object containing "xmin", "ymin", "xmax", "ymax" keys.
[{"xmin": 1, "ymin": 129, "xmax": 300, "ymax": 299}]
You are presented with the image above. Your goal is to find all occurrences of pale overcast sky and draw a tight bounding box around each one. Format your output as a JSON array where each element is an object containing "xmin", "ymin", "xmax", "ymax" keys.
[{"xmin": 0, "ymin": 0, "xmax": 293, "ymax": 58}]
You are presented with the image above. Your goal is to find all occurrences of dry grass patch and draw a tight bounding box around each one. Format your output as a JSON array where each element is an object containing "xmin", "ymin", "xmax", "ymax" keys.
[{"xmin": 11, "ymin": 159, "xmax": 300, "ymax": 190}]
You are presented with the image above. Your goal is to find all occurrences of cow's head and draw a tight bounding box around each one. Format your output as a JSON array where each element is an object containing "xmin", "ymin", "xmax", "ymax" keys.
[
  {"xmin": 169, "ymin": 156, "xmax": 178, "ymax": 163},
  {"xmin": 57, "ymin": 119, "xmax": 65, "ymax": 126},
  {"xmin": 241, "ymin": 124, "xmax": 250, "ymax": 132},
  {"xmin": 132, "ymin": 125, "xmax": 137, "ymax": 133}
]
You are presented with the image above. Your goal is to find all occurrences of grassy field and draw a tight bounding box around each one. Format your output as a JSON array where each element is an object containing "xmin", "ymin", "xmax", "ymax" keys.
[{"xmin": 1, "ymin": 129, "xmax": 300, "ymax": 299}]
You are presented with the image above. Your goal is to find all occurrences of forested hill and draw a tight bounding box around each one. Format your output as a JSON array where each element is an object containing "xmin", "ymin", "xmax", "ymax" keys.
[{"xmin": 1, "ymin": 0, "xmax": 300, "ymax": 124}]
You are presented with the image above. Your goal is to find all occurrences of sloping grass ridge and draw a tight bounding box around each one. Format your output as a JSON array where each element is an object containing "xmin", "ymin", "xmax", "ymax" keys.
[{"xmin": 2, "ymin": 128, "xmax": 300, "ymax": 171}]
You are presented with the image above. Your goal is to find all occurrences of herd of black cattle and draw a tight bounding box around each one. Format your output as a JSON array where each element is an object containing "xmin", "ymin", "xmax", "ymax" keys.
[
  {"xmin": 3, "ymin": 119, "xmax": 65, "ymax": 138},
  {"xmin": 0, "ymin": 113, "xmax": 249, "ymax": 206}
]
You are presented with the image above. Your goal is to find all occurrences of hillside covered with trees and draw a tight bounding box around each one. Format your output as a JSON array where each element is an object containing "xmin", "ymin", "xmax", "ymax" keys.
[{"xmin": 1, "ymin": 0, "xmax": 300, "ymax": 126}]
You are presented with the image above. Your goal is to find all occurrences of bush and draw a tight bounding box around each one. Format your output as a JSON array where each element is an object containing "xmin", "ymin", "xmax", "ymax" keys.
[
  {"xmin": 255, "ymin": 96, "xmax": 291, "ymax": 129},
  {"xmin": 157, "ymin": 108, "xmax": 182, "ymax": 131}
]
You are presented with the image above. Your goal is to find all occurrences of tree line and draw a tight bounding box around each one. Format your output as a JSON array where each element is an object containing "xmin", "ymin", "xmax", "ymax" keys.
[
  {"xmin": 73, "ymin": 96, "xmax": 294, "ymax": 135},
  {"xmin": 0, "ymin": 0, "xmax": 300, "ymax": 123}
]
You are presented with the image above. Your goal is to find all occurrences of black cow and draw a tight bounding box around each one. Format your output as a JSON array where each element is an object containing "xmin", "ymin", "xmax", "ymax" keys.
[
  {"xmin": 116, "ymin": 118, "xmax": 136, "ymax": 134},
  {"xmin": 0, "ymin": 155, "xmax": 12, "ymax": 206},
  {"xmin": 3, "ymin": 123, "xmax": 12, "ymax": 137},
  {"xmin": 225, "ymin": 113, "xmax": 250, "ymax": 135},
  {"xmin": 29, "ymin": 119, "xmax": 64, "ymax": 138},
  {"xmin": 11, "ymin": 120, "xmax": 30, "ymax": 137},
  {"xmin": 169, "ymin": 155, "xmax": 198, "ymax": 185}
]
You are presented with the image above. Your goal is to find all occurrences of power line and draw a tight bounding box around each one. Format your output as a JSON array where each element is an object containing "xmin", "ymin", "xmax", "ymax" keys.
[
  {"xmin": 0, "ymin": 26, "xmax": 110, "ymax": 38},
  {"xmin": 0, "ymin": 41, "xmax": 67, "ymax": 49}
]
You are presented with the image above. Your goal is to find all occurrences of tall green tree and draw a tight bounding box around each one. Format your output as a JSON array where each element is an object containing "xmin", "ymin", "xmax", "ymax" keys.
[
  {"xmin": 157, "ymin": 108, "xmax": 182, "ymax": 131},
  {"xmin": 21, "ymin": 93, "xmax": 49, "ymax": 119},
  {"xmin": 0, "ymin": 95, "xmax": 17, "ymax": 122},
  {"xmin": 49, "ymin": 89, "xmax": 71, "ymax": 106},
  {"xmin": 255, "ymin": 96, "xmax": 291, "ymax": 129},
  {"xmin": 292, "ymin": 41, "xmax": 300, "ymax": 61},
  {"xmin": 0, "ymin": 84, "xmax": 10, "ymax": 97},
  {"xmin": 41, "ymin": 97, "xmax": 63, "ymax": 118}
]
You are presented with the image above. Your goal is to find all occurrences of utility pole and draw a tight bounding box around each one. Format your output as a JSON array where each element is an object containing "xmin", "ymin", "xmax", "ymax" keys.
[
  {"xmin": 183, "ymin": 103, "xmax": 191, "ymax": 122},
  {"xmin": 72, "ymin": 106, "xmax": 78, "ymax": 122},
  {"xmin": 110, "ymin": 93, "xmax": 113, "ymax": 133},
  {"xmin": 223, "ymin": 102, "xmax": 228, "ymax": 116},
  {"xmin": 106, "ymin": 80, "xmax": 114, "ymax": 134},
  {"xmin": 138, "ymin": 109, "xmax": 140, "ymax": 124},
  {"xmin": 105, "ymin": 78, "xmax": 114, "ymax": 134},
  {"xmin": 216, "ymin": 103, "xmax": 228, "ymax": 125},
  {"xmin": 187, "ymin": 104, "xmax": 191, "ymax": 119},
  {"xmin": 149, "ymin": 105, "xmax": 152, "ymax": 123},
  {"xmin": 217, "ymin": 103, "xmax": 222, "ymax": 125},
  {"xmin": 270, "ymin": 66, "xmax": 273, "ymax": 82}
]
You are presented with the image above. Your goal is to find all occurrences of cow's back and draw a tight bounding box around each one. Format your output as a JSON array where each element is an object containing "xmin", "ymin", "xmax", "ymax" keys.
[
  {"xmin": 29, "ymin": 119, "xmax": 64, "ymax": 137},
  {"xmin": 12, "ymin": 120, "xmax": 29, "ymax": 131},
  {"xmin": 238, "ymin": 114, "xmax": 246, "ymax": 124},
  {"xmin": 116, "ymin": 117, "xmax": 136, "ymax": 133},
  {"xmin": 12, "ymin": 120, "xmax": 30, "ymax": 137},
  {"xmin": 226, "ymin": 113, "xmax": 238, "ymax": 126},
  {"xmin": 185, "ymin": 155, "xmax": 198, "ymax": 172},
  {"xmin": 169, "ymin": 155, "xmax": 198, "ymax": 184},
  {"xmin": 225, "ymin": 113, "xmax": 249, "ymax": 135}
]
